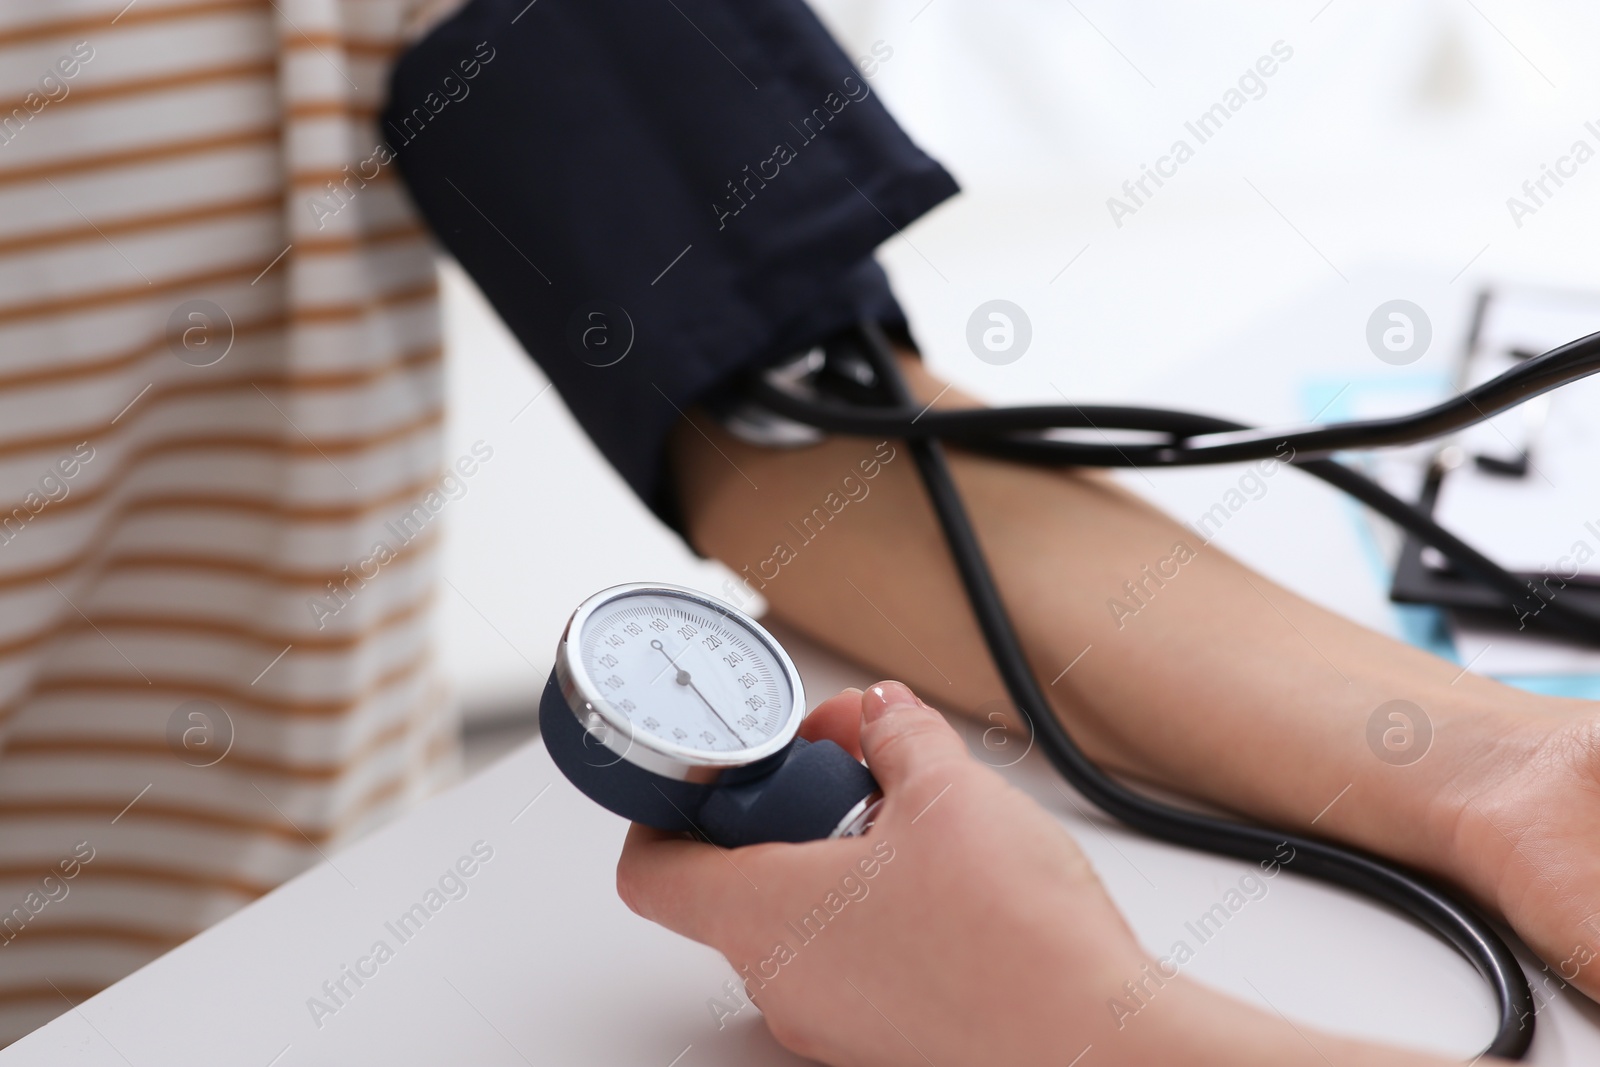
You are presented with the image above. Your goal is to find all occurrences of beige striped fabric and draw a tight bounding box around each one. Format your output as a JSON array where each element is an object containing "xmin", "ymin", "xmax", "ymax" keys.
[{"xmin": 0, "ymin": 0, "xmax": 457, "ymax": 1042}]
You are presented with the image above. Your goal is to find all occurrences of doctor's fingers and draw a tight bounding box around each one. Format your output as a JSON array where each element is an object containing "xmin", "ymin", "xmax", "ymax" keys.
[
  {"xmin": 858, "ymin": 681, "xmax": 975, "ymax": 798},
  {"xmin": 797, "ymin": 687, "xmax": 865, "ymax": 760},
  {"xmin": 616, "ymin": 822, "xmax": 853, "ymax": 948}
]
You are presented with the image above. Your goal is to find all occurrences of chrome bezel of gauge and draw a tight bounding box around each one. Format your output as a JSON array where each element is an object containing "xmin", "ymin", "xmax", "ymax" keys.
[{"xmin": 554, "ymin": 582, "xmax": 807, "ymax": 784}]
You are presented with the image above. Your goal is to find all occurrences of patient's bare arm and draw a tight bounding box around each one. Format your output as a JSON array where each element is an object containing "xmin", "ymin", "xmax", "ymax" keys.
[{"xmin": 668, "ymin": 350, "xmax": 1600, "ymax": 1003}]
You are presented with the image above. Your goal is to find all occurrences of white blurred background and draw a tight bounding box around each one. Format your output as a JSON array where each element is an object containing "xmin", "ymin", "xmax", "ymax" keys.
[{"xmin": 439, "ymin": 0, "xmax": 1600, "ymax": 762}]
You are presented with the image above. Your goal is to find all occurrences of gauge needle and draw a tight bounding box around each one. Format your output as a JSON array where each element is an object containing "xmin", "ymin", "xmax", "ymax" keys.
[
  {"xmin": 651, "ymin": 639, "xmax": 749, "ymax": 747},
  {"xmin": 647, "ymin": 637, "xmax": 692, "ymax": 686}
]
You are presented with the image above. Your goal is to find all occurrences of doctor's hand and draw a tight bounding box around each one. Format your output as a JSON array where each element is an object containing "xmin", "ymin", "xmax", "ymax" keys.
[{"xmin": 616, "ymin": 682, "xmax": 1474, "ymax": 1067}]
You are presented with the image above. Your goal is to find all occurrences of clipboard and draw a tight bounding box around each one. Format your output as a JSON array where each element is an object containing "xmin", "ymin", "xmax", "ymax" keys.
[{"xmin": 1388, "ymin": 286, "xmax": 1600, "ymax": 633}]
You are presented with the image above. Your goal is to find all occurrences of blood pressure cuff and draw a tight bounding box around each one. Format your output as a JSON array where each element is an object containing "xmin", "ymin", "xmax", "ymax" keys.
[{"xmin": 384, "ymin": 0, "xmax": 958, "ymax": 527}]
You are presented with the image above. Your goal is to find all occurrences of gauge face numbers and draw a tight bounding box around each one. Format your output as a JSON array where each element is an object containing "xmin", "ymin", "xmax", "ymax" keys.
[{"xmin": 577, "ymin": 593, "xmax": 793, "ymax": 757}]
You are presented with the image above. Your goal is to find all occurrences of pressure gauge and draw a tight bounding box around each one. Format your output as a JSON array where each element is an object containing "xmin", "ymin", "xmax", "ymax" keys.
[{"xmin": 541, "ymin": 583, "xmax": 881, "ymax": 847}]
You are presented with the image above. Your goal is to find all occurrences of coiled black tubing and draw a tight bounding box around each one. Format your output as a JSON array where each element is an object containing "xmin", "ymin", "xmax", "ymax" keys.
[{"xmin": 741, "ymin": 319, "xmax": 1600, "ymax": 1061}]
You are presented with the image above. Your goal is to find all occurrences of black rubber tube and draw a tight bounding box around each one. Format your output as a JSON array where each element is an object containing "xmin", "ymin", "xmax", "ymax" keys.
[
  {"xmin": 746, "ymin": 343, "xmax": 1600, "ymax": 647},
  {"xmin": 748, "ymin": 326, "xmax": 1600, "ymax": 466},
  {"xmin": 764, "ymin": 321, "xmax": 1538, "ymax": 1061}
]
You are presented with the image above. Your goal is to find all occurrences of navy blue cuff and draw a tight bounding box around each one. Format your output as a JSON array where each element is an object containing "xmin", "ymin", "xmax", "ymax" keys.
[{"xmin": 385, "ymin": 0, "xmax": 958, "ymax": 525}]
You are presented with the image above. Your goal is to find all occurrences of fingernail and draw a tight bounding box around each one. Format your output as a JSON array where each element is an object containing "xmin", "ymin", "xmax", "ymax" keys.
[{"xmin": 863, "ymin": 680, "xmax": 919, "ymax": 723}]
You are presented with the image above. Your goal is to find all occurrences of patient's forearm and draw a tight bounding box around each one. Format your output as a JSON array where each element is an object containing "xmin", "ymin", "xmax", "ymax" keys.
[{"xmin": 667, "ymin": 357, "xmax": 1567, "ymax": 880}]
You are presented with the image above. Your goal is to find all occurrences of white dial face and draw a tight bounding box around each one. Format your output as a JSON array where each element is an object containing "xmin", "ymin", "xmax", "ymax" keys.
[{"xmin": 577, "ymin": 592, "xmax": 795, "ymax": 756}]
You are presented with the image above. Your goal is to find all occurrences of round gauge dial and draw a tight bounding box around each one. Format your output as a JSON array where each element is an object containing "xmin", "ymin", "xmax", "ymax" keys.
[{"xmin": 573, "ymin": 589, "xmax": 798, "ymax": 761}]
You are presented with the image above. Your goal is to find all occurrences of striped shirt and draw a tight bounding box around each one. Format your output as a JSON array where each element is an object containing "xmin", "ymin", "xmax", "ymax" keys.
[{"xmin": 0, "ymin": 0, "xmax": 456, "ymax": 1042}]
